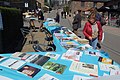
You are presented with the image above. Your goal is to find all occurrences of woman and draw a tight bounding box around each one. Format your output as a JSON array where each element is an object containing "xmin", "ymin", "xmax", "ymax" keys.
[{"xmin": 83, "ymin": 16, "xmax": 103, "ymax": 49}]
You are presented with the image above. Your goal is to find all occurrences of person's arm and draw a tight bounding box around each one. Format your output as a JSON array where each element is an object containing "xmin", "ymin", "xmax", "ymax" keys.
[
  {"xmin": 97, "ymin": 21, "xmax": 103, "ymax": 42},
  {"xmin": 83, "ymin": 22, "xmax": 92, "ymax": 40}
]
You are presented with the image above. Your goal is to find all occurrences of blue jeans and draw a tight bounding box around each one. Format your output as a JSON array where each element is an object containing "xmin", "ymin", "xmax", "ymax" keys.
[{"xmin": 89, "ymin": 38, "xmax": 98, "ymax": 49}]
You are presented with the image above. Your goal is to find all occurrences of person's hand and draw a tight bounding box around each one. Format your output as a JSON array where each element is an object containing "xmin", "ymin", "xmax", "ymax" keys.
[{"xmin": 89, "ymin": 36, "xmax": 92, "ymax": 40}]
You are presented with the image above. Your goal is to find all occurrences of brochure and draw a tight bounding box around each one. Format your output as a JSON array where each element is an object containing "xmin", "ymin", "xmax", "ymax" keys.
[
  {"xmin": 43, "ymin": 61, "xmax": 66, "ymax": 74},
  {"xmin": 69, "ymin": 61, "xmax": 98, "ymax": 77},
  {"xmin": 73, "ymin": 75, "xmax": 93, "ymax": 80},
  {"xmin": 61, "ymin": 48, "xmax": 83, "ymax": 61},
  {"xmin": 0, "ymin": 58, "xmax": 26, "ymax": 70},
  {"xmin": 98, "ymin": 57, "xmax": 113, "ymax": 64},
  {"xmin": 38, "ymin": 73, "xmax": 59, "ymax": 80},
  {"xmin": 45, "ymin": 52, "xmax": 60, "ymax": 60},
  {"xmin": 18, "ymin": 65, "xmax": 40, "ymax": 78},
  {"xmin": 99, "ymin": 62, "xmax": 120, "ymax": 72}
]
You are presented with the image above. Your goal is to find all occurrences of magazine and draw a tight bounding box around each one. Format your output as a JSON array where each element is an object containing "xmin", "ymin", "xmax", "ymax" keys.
[
  {"xmin": 99, "ymin": 62, "xmax": 120, "ymax": 72},
  {"xmin": 69, "ymin": 61, "xmax": 98, "ymax": 77},
  {"xmin": 61, "ymin": 48, "xmax": 83, "ymax": 61},
  {"xmin": 98, "ymin": 57, "xmax": 113, "ymax": 64},
  {"xmin": 45, "ymin": 52, "xmax": 60, "ymax": 60},
  {"xmin": 18, "ymin": 65, "xmax": 40, "ymax": 78},
  {"xmin": 73, "ymin": 75, "xmax": 93, "ymax": 80},
  {"xmin": 0, "ymin": 58, "xmax": 26, "ymax": 70},
  {"xmin": 43, "ymin": 61, "xmax": 66, "ymax": 74},
  {"xmin": 38, "ymin": 73, "xmax": 59, "ymax": 80}
]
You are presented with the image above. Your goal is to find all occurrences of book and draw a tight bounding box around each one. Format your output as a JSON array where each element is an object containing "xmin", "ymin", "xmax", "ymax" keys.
[
  {"xmin": 25, "ymin": 54, "xmax": 50, "ymax": 66},
  {"xmin": 69, "ymin": 61, "xmax": 98, "ymax": 77},
  {"xmin": 99, "ymin": 62, "xmax": 120, "ymax": 72},
  {"xmin": 0, "ymin": 75, "xmax": 13, "ymax": 80},
  {"xmin": 18, "ymin": 65, "xmax": 40, "ymax": 78},
  {"xmin": 61, "ymin": 48, "xmax": 83, "ymax": 61},
  {"xmin": 38, "ymin": 73, "xmax": 59, "ymax": 80},
  {"xmin": 73, "ymin": 75, "xmax": 93, "ymax": 80},
  {"xmin": 45, "ymin": 52, "xmax": 60, "ymax": 60},
  {"xmin": 43, "ymin": 61, "xmax": 67, "ymax": 74},
  {"xmin": 0, "ymin": 58, "xmax": 26, "ymax": 70},
  {"xmin": 0, "ymin": 56, "xmax": 7, "ymax": 62},
  {"xmin": 98, "ymin": 57, "xmax": 113, "ymax": 64}
]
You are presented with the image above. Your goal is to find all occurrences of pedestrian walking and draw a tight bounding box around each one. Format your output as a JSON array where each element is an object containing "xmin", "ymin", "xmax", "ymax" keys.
[
  {"xmin": 83, "ymin": 15, "xmax": 103, "ymax": 49},
  {"xmin": 37, "ymin": 9, "xmax": 44, "ymax": 31},
  {"xmin": 55, "ymin": 12, "xmax": 60, "ymax": 23},
  {"xmin": 72, "ymin": 10, "xmax": 82, "ymax": 36}
]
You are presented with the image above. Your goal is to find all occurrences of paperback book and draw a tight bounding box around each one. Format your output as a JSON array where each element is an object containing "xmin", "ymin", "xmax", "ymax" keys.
[
  {"xmin": 18, "ymin": 65, "xmax": 40, "ymax": 78},
  {"xmin": 38, "ymin": 73, "xmax": 59, "ymax": 80},
  {"xmin": 43, "ymin": 61, "xmax": 66, "ymax": 74},
  {"xmin": 73, "ymin": 75, "xmax": 93, "ymax": 80},
  {"xmin": 25, "ymin": 54, "xmax": 50, "ymax": 66},
  {"xmin": 45, "ymin": 52, "xmax": 60, "ymax": 60},
  {"xmin": 61, "ymin": 48, "xmax": 83, "ymax": 61},
  {"xmin": 69, "ymin": 61, "xmax": 98, "ymax": 77},
  {"xmin": 98, "ymin": 57, "xmax": 113, "ymax": 64},
  {"xmin": 0, "ymin": 58, "xmax": 26, "ymax": 70}
]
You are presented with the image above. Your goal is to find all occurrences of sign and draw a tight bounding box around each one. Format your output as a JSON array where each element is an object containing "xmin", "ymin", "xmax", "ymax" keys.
[
  {"xmin": 0, "ymin": 12, "xmax": 3, "ymax": 30},
  {"xmin": 25, "ymin": 3, "xmax": 28, "ymax": 7}
]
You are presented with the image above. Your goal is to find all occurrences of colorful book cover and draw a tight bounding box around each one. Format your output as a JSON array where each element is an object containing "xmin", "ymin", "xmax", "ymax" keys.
[
  {"xmin": 98, "ymin": 57, "xmax": 113, "ymax": 64},
  {"xmin": 38, "ymin": 73, "xmax": 59, "ymax": 80},
  {"xmin": 43, "ymin": 61, "xmax": 66, "ymax": 74},
  {"xmin": 18, "ymin": 65, "xmax": 40, "ymax": 78}
]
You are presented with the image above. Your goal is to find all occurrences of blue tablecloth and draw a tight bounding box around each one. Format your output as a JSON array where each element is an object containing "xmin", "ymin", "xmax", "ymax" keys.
[{"xmin": 0, "ymin": 21, "xmax": 119, "ymax": 80}]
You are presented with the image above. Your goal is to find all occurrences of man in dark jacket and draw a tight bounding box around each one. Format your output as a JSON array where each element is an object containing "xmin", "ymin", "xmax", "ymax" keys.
[{"xmin": 72, "ymin": 10, "xmax": 81, "ymax": 36}]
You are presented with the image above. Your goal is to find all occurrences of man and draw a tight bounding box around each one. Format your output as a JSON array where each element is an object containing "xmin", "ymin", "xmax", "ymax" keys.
[{"xmin": 72, "ymin": 10, "xmax": 82, "ymax": 36}]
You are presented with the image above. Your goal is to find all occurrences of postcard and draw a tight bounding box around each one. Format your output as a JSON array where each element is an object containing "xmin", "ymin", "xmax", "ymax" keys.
[
  {"xmin": 18, "ymin": 65, "xmax": 40, "ymax": 78},
  {"xmin": 38, "ymin": 73, "xmax": 59, "ymax": 80},
  {"xmin": 45, "ymin": 52, "xmax": 60, "ymax": 60},
  {"xmin": 43, "ymin": 61, "xmax": 66, "ymax": 74}
]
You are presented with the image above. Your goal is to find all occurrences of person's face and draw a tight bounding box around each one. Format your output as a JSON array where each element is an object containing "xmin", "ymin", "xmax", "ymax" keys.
[{"xmin": 89, "ymin": 18, "xmax": 95, "ymax": 24}]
